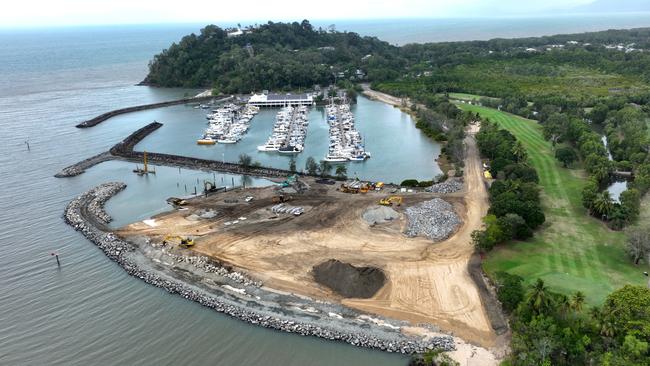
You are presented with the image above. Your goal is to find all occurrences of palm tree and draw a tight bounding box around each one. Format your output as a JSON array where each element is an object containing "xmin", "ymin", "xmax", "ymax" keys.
[
  {"xmin": 288, "ymin": 157, "xmax": 296, "ymax": 173},
  {"xmin": 527, "ymin": 278, "xmax": 553, "ymax": 315},
  {"xmin": 592, "ymin": 165, "xmax": 611, "ymax": 183},
  {"xmin": 592, "ymin": 191, "xmax": 614, "ymax": 219},
  {"xmin": 335, "ymin": 164, "xmax": 347, "ymax": 179},
  {"xmin": 512, "ymin": 141, "xmax": 528, "ymax": 162},
  {"xmin": 571, "ymin": 291, "xmax": 586, "ymax": 313},
  {"xmin": 305, "ymin": 156, "xmax": 318, "ymax": 175},
  {"xmin": 238, "ymin": 153, "xmax": 252, "ymax": 168},
  {"xmin": 319, "ymin": 160, "xmax": 332, "ymax": 177},
  {"xmin": 558, "ymin": 294, "xmax": 571, "ymax": 319}
]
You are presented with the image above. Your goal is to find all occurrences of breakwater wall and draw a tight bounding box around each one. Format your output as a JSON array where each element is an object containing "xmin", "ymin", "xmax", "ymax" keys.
[
  {"xmin": 57, "ymin": 121, "xmax": 307, "ymax": 179},
  {"xmin": 64, "ymin": 183, "xmax": 455, "ymax": 354},
  {"xmin": 75, "ymin": 95, "xmax": 232, "ymax": 128},
  {"xmin": 109, "ymin": 122, "xmax": 298, "ymax": 179}
]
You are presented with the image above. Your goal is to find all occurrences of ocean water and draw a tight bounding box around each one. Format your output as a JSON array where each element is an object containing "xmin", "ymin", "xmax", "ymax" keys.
[
  {"xmin": 0, "ymin": 26, "xmax": 407, "ymax": 365},
  {"xmin": 2, "ymin": 15, "xmax": 649, "ymax": 365},
  {"xmin": 320, "ymin": 13, "xmax": 650, "ymax": 45}
]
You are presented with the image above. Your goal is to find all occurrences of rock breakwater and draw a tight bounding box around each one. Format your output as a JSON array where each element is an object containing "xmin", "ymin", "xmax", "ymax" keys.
[{"xmin": 64, "ymin": 183, "xmax": 455, "ymax": 354}]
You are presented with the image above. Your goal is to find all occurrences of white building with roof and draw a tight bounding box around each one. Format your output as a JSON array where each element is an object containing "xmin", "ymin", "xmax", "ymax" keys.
[{"xmin": 248, "ymin": 93, "xmax": 314, "ymax": 107}]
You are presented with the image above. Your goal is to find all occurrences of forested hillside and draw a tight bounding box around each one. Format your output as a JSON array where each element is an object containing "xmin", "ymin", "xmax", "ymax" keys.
[
  {"xmin": 145, "ymin": 21, "xmax": 650, "ymax": 100},
  {"xmin": 142, "ymin": 20, "xmax": 403, "ymax": 92}
]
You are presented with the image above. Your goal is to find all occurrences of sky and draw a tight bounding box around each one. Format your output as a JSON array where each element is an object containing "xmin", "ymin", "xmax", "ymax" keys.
[{"xmin": 0, "ymin": 0, "xmax": 643, "ymax": 28}]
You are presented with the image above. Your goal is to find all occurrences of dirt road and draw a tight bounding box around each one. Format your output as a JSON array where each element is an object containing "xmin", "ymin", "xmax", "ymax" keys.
[{"xmin": 343, "ymin": 124, "xmax": 494, "ymax": 345}]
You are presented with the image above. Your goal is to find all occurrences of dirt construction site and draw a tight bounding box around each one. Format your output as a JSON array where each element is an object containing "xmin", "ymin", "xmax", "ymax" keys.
[{"xmin": 117, "ymin": 128, "xmax": 500, "ymax": 350}]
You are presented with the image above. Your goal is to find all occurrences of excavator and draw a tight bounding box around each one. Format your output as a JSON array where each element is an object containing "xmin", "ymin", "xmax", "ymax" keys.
[
  {"xmin": 379, "ymin": 196, "xmax": 403, "ymax": 206},
  {"xmin": 162, "ymin": 235, "xmax": 195, "ymax": 248}
]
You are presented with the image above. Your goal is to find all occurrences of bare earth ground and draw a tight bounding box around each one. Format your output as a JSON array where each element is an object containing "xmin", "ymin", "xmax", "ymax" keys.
[{"xmin": 118, "ymin": 99, "xmax": 503, "ymax": 363}]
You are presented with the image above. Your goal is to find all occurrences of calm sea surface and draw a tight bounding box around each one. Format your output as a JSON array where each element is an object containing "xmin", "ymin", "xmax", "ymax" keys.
[{"xmin": 1, "ymin": 16, "xmax": 649, "ymax": 365}]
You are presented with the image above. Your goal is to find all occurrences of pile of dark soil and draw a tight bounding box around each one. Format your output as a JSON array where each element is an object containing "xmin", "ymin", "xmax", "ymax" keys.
[{"xmin": 312, "ymin": 259, "xmax": 386, "ymax": 298}]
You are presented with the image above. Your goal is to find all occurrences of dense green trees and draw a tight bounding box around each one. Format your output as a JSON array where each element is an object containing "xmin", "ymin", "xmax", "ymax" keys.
[
  {"xmin": 555, "ymin": 146, "xmax": 578, "ymax": 167},
  {"xmin": 144, "ymin": 20, "xmax": 404, "ymax": 92},
  {"xmin": 473, "ymin": 120, "xmax": 543, "ymax": 252},
  {"xmin": 501, "ymin": 281, "xmax": 650, "ymax": 366}
]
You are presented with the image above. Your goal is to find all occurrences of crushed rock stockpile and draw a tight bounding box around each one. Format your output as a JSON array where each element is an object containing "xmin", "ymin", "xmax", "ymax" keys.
[
  {"xmin": 362, "ymin": 206, "xmax": 400, "ymax": 225},
  {"xmin": 404, "ymin": 198, "xmax": 461, "ymax": 242},
  {"xmin": 313, "ymin": 259, "xmax": 386, "ymax": 299},
  {"xmin": 64, "ymin": 183, "xmax": 455, "ymax": 354},
  {"xmin": 425, "ymin": 178, "xmax": 464, "ymax": 194}
]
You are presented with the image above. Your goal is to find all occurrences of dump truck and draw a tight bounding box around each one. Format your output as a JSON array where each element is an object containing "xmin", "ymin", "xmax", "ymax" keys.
[{"xmin": 338, "ymin": 183, "xmax": 359, "ymax": 194}]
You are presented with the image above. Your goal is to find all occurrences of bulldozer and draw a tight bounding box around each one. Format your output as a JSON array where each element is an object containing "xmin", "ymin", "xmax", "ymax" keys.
[
  {"xmin": 162, "ymin": 235, "xmax": 195, "ymax": 248},
  {"xmin": 379, "ymin": 196, "xmax": 403, "ymax": 207}
]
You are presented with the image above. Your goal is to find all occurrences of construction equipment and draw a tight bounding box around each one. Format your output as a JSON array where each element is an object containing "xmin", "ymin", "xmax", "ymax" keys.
[
  {"xmin": 379, "ymin": 196, "xmax": 403, "ymax": 206},
  {"xmin": 338, "ymin": 183, "xmax": 359, "ymax": 194},
  {"xmin": 166, "ymin": 197, "xmax": 188, "ymax": 207},
  {"xmin": 133, "ymin": 151, "xmax": 156, "ymax": 175},
  {"xmin": 271, "ymin": 195, "xmax": 292, "ymax": 203},
  {"xmin": 162, "ymin": 235, "xmax": 194, "ymax": 248},
  {"xmin": 279, "ymin": 174, "xmax": 298, "ymax": 188}
]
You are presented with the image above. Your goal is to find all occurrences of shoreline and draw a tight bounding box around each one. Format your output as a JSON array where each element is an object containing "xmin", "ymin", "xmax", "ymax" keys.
[{"xmin": 64, "ymin": 182, "xmax": 455, "ymax": 355}]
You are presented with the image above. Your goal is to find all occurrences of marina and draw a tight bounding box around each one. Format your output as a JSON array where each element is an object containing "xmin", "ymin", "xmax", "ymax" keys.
[
  {"xmin": 257, "ymin": 105, "xmax": 310, "ymax": 154},
  {"xmin": 324, "ymin": 102, "xmax": 371, "ymax": 162},
  {"xmin": 197, "ymin": 103, "xmax": 259, "ymax": 145},
  {"xmin": 134, "ymin": 96, "xmax": 442, "ymax": 183}
]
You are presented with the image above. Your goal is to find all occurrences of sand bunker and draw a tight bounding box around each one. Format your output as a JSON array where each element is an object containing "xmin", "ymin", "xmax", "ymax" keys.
[{"xmin": 312, "ymin": 259, "xmax": 386, "ymax": 298}]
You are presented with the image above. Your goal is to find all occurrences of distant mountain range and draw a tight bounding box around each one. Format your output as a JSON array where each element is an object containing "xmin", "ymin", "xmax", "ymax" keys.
[{"xmin": 570, "ymin": 0, "xmax": 650, "ymax": 13}]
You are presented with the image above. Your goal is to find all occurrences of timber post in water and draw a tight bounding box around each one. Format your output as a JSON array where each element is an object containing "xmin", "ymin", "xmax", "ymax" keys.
[{"xmin": 51, "ymin": 252, "xmax": 60, "ymax": 267}]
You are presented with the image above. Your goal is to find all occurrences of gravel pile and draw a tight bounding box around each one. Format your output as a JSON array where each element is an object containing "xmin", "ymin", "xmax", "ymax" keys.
[
  {"xmin": 187, "ymin": 209, "xmax": 219, "ymax": 221},
  {"xmin": 363, "ymin": 206, "xmax": 400, "ymax": 225},
  {"xmin": 425, "ymin": 178, "xmax": 464, "ymax": 194},
  {"xmin": 404, "ymin": 199, "xmax": 461, "ymax": 241},
  {"xmin": 64, "ymin": 182, "xmax": 455, "ymax": 355}
]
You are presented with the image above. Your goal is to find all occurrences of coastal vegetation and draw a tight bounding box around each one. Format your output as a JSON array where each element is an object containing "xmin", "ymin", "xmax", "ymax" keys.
[
  {"xmin": 471, "ymin": 119, "xmax": 543, "ymax": 252},
  {"xmin": 463, "ymin": 105, "xmax": 650, "ymax": 365},
  {"xmin": 460, "ymin": 104, "xmax": 645, "ymax": 303},
  {"xmin": 143, "ymin": 20, "xmax": 403, "ymax": 92}
]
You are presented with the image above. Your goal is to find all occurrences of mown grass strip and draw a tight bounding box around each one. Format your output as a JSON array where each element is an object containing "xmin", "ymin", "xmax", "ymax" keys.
[{"xmin": 458, "ymin": 104, "xmax": 645, "ymax": 304}]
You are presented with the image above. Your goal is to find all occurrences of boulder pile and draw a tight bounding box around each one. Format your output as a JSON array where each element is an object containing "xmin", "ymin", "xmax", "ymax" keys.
[
  {"xmin": 425, "ymin": 178, "xmax": 464, "ymax": 194},
  {"xmin": 404, "ymin": 199, "xmax": 461, "ymax": 241}
]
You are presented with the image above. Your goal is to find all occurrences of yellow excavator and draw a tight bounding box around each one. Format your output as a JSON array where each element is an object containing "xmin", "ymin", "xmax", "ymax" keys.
[
  {"xmin": 162, "ymin": 235, "xmax": 195, "ymax": 248},
  {"xmin": 379, "ymin": 196, "xmax": 403, "ymax": 206}
]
